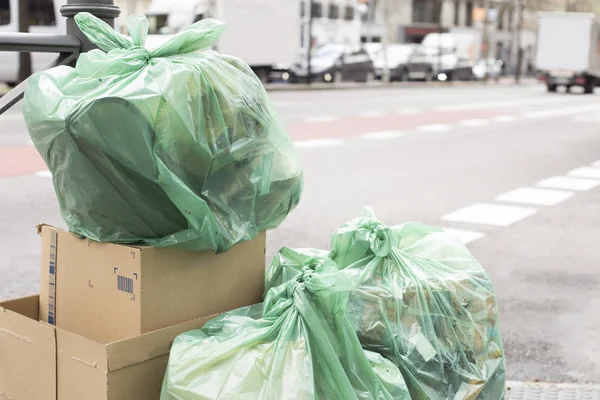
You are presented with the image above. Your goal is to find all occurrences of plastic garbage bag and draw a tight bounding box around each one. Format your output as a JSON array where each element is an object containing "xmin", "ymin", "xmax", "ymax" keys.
[
  {"xmin": 329, "ymin": 209, "xmax": 506, "ymax": 400},
  {"xmin": 22, "ymin": 13, "xmax": 302, "ymax": 252},
  {"xmin": 265, "ymin": 211, "xmax": 506, "ymax": 400},
  {"xmin": 161, "ymin": 257, "xmax": 411, "ymax": 400}
]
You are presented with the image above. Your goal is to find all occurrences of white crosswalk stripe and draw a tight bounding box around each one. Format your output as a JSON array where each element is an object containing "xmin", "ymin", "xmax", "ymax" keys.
[
  {"xmin": 495, "ymin": 187, "xmax": 574, "ymax": 206},
  {"xmin": 442, "ymin": 203, "xmax": 537, "ymax": 227},
  {"xmin": 567, "ymin": 166, "xmax": 600, "ymax": 179},
  {"xmin": 536, "ymin": 176, "xmax": 600, "ymax": 191}
]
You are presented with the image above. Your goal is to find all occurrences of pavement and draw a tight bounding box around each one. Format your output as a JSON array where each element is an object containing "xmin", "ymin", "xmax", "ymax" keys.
[{"xmin": 1, "ymin": 83, "xmax": 600, "ymax": 391}]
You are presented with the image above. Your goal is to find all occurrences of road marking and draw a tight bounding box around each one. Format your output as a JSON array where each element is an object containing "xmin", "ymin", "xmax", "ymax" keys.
[
  {"xmin": 536, "ymin": 176, "xmax": 600, "ymax": 191},
  {"xmin": 398, "ymin": 108, "xmax": 421, "ymax": 115},
  {"xmin": 493, "ymin": 115, "xmax": 517, "ymax": 122},
  {"xmin": 360, "ymin": 130, "xmax": 405, "ymax": 140},
  {"xmin": 458, "ymin": 119, "xmax": 490, "ymax": 127},
  {"xmin": 442, "ymin": 203, "xmax": 537, "ymax": 227},
  {"xmin": 443, "ymin": 228, "xmax": 485, "ymax": 244},
  {"xmin": 304, "ymin": 115, "xmax": 340, "ymax": 123},
  {"xmin": 435, "ymin": 97, "xmax": 564, "ymax": 112},
  {"xmin": 357, "ymin": 111, "xmax": 386, "ymax": 119},
  {"xmin": 416, "ymin": 124, "xmax": 452, "ymax": 132},
  {"xmin": 523, "ymin": 104, "xmax": 600, "ymax": 119},
  {"xmin": 294, "ymin": 138, "xmax": 344, "ymax": 148},
  {"xmin": 567, "ymin": 166, "xmax": 600, "ymax": 179},
  {"xmin": 495, "ymin": 187, "xmax": 574, "ymax": 206},
  {"xmin": 36, "ymin": 170, "xmax": 52, "ymax": 178}
]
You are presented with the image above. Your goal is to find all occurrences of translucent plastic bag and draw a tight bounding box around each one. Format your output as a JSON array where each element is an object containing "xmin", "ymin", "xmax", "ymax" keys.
[
  {"xmin": 265, "ymin": 211, "xmax": 506, "ymax": 400},
  {"xmin": 329, "ymin": 210, "xmax": 506, "ymax": 399},
  {"xmin": 161, "ymin": 257, "xmax": 411, "ymax": 400},
  {"xmin": 22, "ymin": 13, "xmax": 302, "ymax": 252}
]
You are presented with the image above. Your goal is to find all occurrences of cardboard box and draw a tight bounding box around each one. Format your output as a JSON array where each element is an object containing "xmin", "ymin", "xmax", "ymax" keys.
[
  {"xmin": 0, "ymin": 295, "xmax": 216, "ymax": 400},
  {"xmin": 39, "ymin": 225, "xmax": 266, "ymax": 343},
  {"xmin": 0, "ymin": 296, "xmax": 55, "ymax": 400}
]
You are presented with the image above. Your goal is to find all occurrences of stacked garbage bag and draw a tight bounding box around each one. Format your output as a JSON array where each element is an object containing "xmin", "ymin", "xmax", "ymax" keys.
[
  {"xmin": 161, "ymin": 255, "xmax": 412, "ymax": 400},
  {"xmin": 162, "ymin": 209, "xmax": 506, "ymax": 399},
  {"xmin": 22, "ymin": 13, "xmax": 302, "ymax": 252}
]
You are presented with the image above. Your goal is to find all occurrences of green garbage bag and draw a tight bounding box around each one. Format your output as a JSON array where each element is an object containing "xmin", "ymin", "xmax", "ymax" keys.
[
  {"xmin": 22, "ymin": 13, "xmax": 302, "ymax": 252},
  {"xmin": 161, "ymin": 258, "xmax": 411, "ymax": 400},
  {"xmin": 265, "ymin": 211, "xmax": 506, "ymax": 400},
  {"xmin": 329, "ymin": 209, "xmax": 506, "ymax": 400}
]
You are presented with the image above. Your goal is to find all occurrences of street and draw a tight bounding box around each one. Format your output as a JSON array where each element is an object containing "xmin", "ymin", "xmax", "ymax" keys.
[{"xmin": 1, "ymin": 83, "xmax": 600, "ymax": 386}]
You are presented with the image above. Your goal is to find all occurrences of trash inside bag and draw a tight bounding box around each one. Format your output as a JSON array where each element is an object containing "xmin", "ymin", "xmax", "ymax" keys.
[
  {"xmin": 265, "ymin": 210, "xmax": 506, "ymax": 400},
  {"xmin": 22, "ymin": 13, "xmax": 302, "ymax": 252},
  {"xmin": 161, "ymin": 257, "xmax": 411, "ymax": 400}
]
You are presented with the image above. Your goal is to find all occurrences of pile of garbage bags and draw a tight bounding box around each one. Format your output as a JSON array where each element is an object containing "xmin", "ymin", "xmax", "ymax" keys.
[
  {"xmin": 22, "ymin": 13, "xmax": 302, "ymax": 252},
  {"xmin": 162, "ymin": 209, "xmax": 506, "ymax": 400}
]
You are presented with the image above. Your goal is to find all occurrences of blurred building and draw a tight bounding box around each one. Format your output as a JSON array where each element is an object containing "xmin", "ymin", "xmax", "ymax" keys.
[
  {"xmin": 299, "ymin": 0, "xmax": 364, "ymax": 48},
  {"xmin": 360, "ymin": 0, "xmax": 596, "ymax": 73}
]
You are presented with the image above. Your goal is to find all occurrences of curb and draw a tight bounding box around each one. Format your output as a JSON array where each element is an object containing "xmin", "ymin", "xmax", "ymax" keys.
[
  {"xmin": 507, "ymin": 381, "xmax": 600, "ymax": 399},
  {"xmin": 264, "ymin": 79, "xmax": 538, "ymax": 92}
]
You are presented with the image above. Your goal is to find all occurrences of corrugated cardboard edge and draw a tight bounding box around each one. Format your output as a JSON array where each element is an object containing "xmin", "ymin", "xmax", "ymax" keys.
[
  {"xmin": 36, "ymin": 224, "xmax": 145, "ymax": 251},
  {"xmin": 106, "ymin": 311, "xmax": 222, "ymax": 372}
]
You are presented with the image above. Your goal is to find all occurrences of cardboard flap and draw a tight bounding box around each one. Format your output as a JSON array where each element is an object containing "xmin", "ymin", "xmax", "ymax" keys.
[
  {"xmin": 56, "ymin": 328, "xmax": 109, "ymax": 372},
  {"xmin": 0, "ymin": 298, "xmax": 56, "ymax": 400},
  {"xmin": 0, "ymin": 295, "xmax": 39, "ymax": 320},
  {"xmin": 106, "ymin": 313, "xmax": 219, "ymax": 372}
]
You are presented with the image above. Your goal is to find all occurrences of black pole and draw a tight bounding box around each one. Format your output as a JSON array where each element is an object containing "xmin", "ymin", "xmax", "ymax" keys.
[
  {"xmin": 18, "ymin": 0, "xmax": 31, "ymax": 84},
  {"xmin": 60, "ymin": 0, "xmax": 120, "ymax": 53},
  {"xmin": 438, "ymin": 0, "xmax": 443, "ymax": 80},
  {"xmin": 307, "ymin": 0, "xmax": 313, "ymax": 84},
  {"xmin": 515, "ymin": 0, "xmax": 524, "ymax": 83}
]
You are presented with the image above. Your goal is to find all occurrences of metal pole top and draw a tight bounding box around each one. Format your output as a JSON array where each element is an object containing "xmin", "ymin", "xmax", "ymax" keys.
[{"xmin": 60, "ymin": 0, "xmax": 120, "ymax": 20}]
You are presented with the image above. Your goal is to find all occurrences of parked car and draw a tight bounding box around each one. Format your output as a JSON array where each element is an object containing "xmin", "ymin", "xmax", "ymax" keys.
[
  {"xmin": 372, "ymin": 44, "xmax": 417, "ymax": 81},
  {"xmin": 288, "ymin": 43, "xmax": 375, "ymax": 83},
  {"xmin": 472, "ymin": 59, "xmax": 503, "ymax": 81}
]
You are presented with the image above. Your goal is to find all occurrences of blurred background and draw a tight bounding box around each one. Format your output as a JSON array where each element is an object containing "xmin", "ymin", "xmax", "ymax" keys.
[{"xmin": 1, "ymin": 0, "xmax": 600, "ymax": 392}]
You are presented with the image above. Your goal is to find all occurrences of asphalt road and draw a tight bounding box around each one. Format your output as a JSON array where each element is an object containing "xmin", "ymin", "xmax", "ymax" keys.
[{"xmin": 1, "ymin": 83, "xmax": 600, "ymax": 384}]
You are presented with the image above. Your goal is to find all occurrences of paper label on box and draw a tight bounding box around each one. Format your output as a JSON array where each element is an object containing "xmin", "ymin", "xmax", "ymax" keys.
[{"xmin": 47, "ymin": 231, "xmax": 58, "ymax": 325}]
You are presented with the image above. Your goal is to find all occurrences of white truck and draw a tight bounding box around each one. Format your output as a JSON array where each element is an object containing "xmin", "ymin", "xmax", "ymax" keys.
[
  {"xmin": 535, "ymin": 12, "xmax": 600, "ymax": 93},
  {"xmin": 145, "ymin": 0, "xmax": 301, "ymax": 83},
  {"xmin": 407, "ymin": 32, "xmax": 476, "ymax": 81}
]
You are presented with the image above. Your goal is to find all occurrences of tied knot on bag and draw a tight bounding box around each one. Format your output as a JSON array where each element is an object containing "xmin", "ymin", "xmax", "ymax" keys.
[
  {"xmin": 364, "ymin": 221, "xmax": 392, "ymax": 257},
  {"xmin": 287, "ymin": 267, "xmax": 315, "ymax": 295},
  {"xmin": 74, "ymin": 12, "xmax": 226, "ymax": 61}
]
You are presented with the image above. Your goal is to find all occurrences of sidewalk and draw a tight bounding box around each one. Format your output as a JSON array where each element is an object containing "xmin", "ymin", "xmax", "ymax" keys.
[{"xmin": 507, "ymin": 381, "xmax": 600, "ymax": 399}]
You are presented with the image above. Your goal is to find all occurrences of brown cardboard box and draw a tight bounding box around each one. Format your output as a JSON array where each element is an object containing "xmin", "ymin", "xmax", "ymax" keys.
[
  {"xmin": 0, "ymin": 295, "xmax": 217, "ymax": 400},
  {"xmin": 39, "ymin": 225, "xmax": 266, "ymax": 343},
  {"xmin": 0, "ymin": 296, "xmax": 55, "ymax": 400}
]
